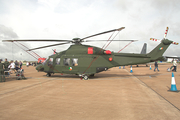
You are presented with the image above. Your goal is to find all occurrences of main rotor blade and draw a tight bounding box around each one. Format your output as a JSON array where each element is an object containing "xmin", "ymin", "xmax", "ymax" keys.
[
  {"xmin": 85, "ymin": 40, "xmax": 138, "ymax": 42},
  {"xmin": 81, "ymin": 27, "xmax": 125, "ymax": 41},
  {"xmin": 27, "ymin": 42, "xmax": 71, "ymax": 51},
  {"xmin": 2, "ymin": 39, "xmax": 72, "ymax": 42}
]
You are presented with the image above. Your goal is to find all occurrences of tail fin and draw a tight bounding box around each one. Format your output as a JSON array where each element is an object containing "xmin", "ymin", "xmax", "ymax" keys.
[
  {"xmin": 140, "ymin": 43, "xmax": 147, "ymax": 54},
  {"xmin": 147, "ymin": 39, "xmax": 172, "ymax": 61}
]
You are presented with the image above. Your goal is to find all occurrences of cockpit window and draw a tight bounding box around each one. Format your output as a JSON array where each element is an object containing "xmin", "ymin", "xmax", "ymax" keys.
[
  {"xmin": 63, "ymin": 58, "xmax": 70, "ymax": 66},
  {"xmin": 72, "ymin": 58, "xmax": 78, "ymax": 66},
  {"xmin": 56, "ymin": 58, "xmax": 60, "ymax": 65},
  {"xmin": 48, "ymin": 58, "xmax": 53, "ymax": 65}
]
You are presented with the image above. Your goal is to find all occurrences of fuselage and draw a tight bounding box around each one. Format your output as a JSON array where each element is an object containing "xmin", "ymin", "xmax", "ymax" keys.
[{"xmin": 36, "ymin": 44, "xmax": 151, "ymax": 76}]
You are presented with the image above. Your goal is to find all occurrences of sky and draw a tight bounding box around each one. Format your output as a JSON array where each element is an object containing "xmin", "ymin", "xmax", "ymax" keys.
[{"xmin": 0, "ymin": 0, "xmax": 180, "ymax": 61}]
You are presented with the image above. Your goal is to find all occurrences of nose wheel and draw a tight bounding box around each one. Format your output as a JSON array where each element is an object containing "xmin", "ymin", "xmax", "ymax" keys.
[{"xmin": 83, "ymin": 75, "xmax": 89, "ymax": 80}]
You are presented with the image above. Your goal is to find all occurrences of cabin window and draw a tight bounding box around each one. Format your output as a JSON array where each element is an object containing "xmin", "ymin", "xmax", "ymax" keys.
[
  {"xmin": 72, "ymin": 58, "xmax": 78, "ymax": 66},
  {"xmin": 63, "ymin": 58, "xmax": 70, "ymax": 66},
  {"xmin": 56, "ymin": 58, "xmax": 60, "ymax": 65},
  {"xmin": 48, "ymin": 58, "xmax": 53, "ymax": 65}
]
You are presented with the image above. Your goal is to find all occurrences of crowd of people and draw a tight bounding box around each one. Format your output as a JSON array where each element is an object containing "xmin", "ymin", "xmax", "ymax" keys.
[
  {"xmin": 0, "ymin": 59, "xmax": 22, "ymax": 74},
  {"xmin": 0, "ymin": 59, "xmax": 25, "ymax": 82},
  {"xmin": 26, "ymin": 62, "xmax": 37, "ymax": 67}
]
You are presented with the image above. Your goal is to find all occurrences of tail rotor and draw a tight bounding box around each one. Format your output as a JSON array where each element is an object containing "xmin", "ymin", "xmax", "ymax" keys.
[
  {"xmin": 164, "ymin": 27, "xmax": 169, "ymax": 39},
  {"xmin": 150, "ymin": 38, "xmax": 161, "ymax": 42},
  {"xmin": 172, "ymin": 42, "xmax": 179, "ymax": 45},
  {"xmin": 150, "ymin": 27, "xmax": 178, "ymax": 45}
]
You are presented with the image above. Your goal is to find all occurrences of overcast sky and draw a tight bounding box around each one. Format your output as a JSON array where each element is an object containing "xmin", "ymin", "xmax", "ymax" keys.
[{"xmin": 0, "ymin": 0, "xmax": 180, "ymax": 61}]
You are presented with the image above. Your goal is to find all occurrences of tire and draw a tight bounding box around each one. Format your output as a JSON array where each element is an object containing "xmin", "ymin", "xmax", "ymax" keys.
[{"xmin": 46, "ymin": 73, "xmax": 51, "ymax": 77}]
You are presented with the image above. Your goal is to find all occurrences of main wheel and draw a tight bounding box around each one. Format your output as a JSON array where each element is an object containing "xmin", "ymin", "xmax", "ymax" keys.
[{"xmin": 46, "ymin": 73, "xmax": 51, "ymax": 77}]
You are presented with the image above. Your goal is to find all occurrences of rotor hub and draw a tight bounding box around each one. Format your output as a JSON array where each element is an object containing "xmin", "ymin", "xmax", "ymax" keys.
[{"xmin": 72, "ymin": 38, "xmax": 82, "ymax": 44}]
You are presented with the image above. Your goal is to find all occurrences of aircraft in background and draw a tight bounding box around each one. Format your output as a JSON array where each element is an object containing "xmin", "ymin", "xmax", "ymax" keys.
[
  {"xmin": 136, "ymin": 43, "xmax": 149, "ymax": 67},
  {"xmin": 163, "ymin": 56, "xmax": 180, "ymax": 62},
  {"xmin": 140, "ymin": 43, "xmax": 147, "ymax": 54}
]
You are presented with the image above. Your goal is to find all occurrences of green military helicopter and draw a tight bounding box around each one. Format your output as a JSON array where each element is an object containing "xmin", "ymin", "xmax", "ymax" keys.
[{"xmin": 3, "ymin": 27, "xmax": 178, "ymax": 80}]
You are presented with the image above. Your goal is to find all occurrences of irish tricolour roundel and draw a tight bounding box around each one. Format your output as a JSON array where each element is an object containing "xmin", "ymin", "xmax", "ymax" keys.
[
  {"xmin": 159, "ymin": 47, "xmax": 163, "ymax": 50},
  {"xmin": 69, "ymin": 67, "xmax": 72, "ymax": 71}
]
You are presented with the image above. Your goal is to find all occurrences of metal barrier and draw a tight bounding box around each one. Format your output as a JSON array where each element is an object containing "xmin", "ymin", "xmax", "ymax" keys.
[{"xmin": 0, "ymin": 69, "xmax": 26, "ymax": 82}]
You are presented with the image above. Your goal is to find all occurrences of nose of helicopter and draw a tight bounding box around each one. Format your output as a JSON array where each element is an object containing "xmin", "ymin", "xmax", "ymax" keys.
[{"xmin": 36, "ymin": 64, "xmax": 44, "ymax": 72}]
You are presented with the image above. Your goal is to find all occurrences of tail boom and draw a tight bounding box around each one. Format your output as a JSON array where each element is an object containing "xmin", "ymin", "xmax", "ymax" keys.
[{"xmin": 112, "ymin": 39, "xmax": 172, "ymax": 67}]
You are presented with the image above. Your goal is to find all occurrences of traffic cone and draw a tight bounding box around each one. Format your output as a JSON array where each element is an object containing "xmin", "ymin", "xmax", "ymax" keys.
[
  {"xmin": 130, "ymin": 66, "xmax": 133, "ymax": 73},
  {"xmin": 170, "ymin": 72, "xmax": 178, "ymax": 92},
  {"xmin": 149, "ymin": 65, "xmax": 152, "ymax": 70}
]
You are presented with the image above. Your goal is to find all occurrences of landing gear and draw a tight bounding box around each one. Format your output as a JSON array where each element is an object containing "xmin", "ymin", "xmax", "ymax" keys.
[
  {"xmin": 79, "ymin": 74, "xmax": 90, "ymax": 80},
  {"xmin": 46, "ymin": 73, "xmax": 51, "ymax": 77},
  {"xmin": 83, "ymin": 75, "xmax": 89, "ymax": 80}
]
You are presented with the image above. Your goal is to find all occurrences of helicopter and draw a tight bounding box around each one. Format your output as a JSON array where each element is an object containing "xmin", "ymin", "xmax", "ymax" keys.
[{"xmin": 3, "ymin": 27, "xmax": 178, "ymax": 80}]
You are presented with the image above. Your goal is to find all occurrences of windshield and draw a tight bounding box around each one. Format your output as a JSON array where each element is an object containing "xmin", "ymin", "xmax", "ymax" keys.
[{"xmin": 42, "ymin": 59, "xmax": 48, "ymax": 65}]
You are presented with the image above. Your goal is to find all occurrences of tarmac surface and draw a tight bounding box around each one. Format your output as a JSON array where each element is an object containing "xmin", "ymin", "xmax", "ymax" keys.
[{"xmin": 0, "ymin": 63, "xmax": 180, "ymax": 120}]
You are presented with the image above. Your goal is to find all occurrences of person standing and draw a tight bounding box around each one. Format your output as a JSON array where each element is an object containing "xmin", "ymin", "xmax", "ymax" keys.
[
  {"xmin": 0, "ymin": 59, "xmax": 5, "ymax": 82},
  {"xmin": 4, "ymin": 58, "xmax": 10, "ymax": 75},
  {"xmin": 172, "ymin": 60, "xmax": 177, "ymax": 72},
  {"xmin": 154, "ymin": 61, "xmax": 159, "ymax": 72},
  {"xmin": 19, "ymin": 61, "xmax": 22, "ymax": 69},
  {"xmin": 4, "ymin": 58, "xmax": 10, "ymax": 70},
  {"xmin": 26, "ymin": 62, "xmax": 29, "ymax": 67},
  {"xmin": 15, "ymin": 60, "xmax": 19, "ymax": 68}
]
